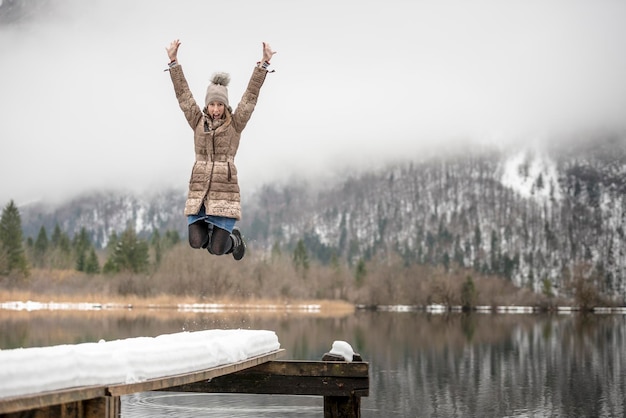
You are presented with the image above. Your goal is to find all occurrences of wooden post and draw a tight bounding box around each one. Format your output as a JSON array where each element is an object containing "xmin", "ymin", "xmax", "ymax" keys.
[
  {"xmin": 0, "ymin": 388, "xmax": 109, "ymax": 418},
  {"xmin": 324, "ymin": 395, "xmax": 361, "ymax": 418},
  {"xmin": 321, "ymin": 350, "xmax": 365, "ymax": 418},
  {"xmin": 0, "ymin": 397, "xmax": 118, "ymax": 418},
  {"xmin": 84, "ymin": 397, "xmax": 119, "ymax": 418}
]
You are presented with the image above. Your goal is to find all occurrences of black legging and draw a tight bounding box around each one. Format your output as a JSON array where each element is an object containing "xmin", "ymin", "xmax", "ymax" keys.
[{"xmin": 188, "ymin": 221, "xmax": 233, "ymax": 255}]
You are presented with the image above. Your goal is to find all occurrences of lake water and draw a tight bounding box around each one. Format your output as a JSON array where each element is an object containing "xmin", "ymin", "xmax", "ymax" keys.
[{"xmin": 1, "ymin": 307, "xmax": 625, "ymax": 417}]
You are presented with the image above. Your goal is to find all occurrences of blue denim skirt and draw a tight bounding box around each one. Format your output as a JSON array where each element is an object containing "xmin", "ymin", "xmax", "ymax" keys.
[{"xmin": 187, "ymin": 205, "xmax": 236, "ymax": 233}]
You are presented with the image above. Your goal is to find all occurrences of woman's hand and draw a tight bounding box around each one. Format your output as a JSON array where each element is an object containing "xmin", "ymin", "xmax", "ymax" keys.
[
  {"xmin": 262, "ymin": 42, "xmax": 276, "ymax": 63},
  {"xmin": 166, "ymin": 39, "xmax": 181, "ymax": 62}
]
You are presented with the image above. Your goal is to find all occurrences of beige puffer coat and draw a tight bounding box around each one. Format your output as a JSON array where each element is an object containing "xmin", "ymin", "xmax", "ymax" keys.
[{"xmin": 169, "ymin": 64, "xmax": 268, "ymax": 219}]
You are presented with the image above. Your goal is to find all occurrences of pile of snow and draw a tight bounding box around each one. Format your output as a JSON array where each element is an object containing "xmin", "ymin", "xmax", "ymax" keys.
[
  {"xmin": 0, "ymin": 329, "xmax": 280, "ymax": 399},
  {"xmin": 327, "ymin": 341, "xmax": 356, "ymax": 362}
]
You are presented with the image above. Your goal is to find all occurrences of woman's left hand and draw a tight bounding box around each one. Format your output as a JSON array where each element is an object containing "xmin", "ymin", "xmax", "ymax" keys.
[{"xmin": 262, "ymin": 42, "xmax": 276, "ymax": 63}]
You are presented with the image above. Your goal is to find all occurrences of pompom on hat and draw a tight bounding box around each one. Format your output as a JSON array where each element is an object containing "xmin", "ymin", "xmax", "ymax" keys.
[{"xmin": 205, "ymin": 72, "xmax": 230, "ymax": 108}]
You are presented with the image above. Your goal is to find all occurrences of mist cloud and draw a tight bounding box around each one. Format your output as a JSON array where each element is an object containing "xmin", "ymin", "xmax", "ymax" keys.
[{"xmin": 1, "ymin": 0, "xmax": 626, "ymax": 205}]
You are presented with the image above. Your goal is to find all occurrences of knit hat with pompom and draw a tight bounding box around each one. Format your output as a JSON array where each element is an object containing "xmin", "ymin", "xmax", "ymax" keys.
[{"xmin": 205, "ymin": 72, "xmax": 230, "ymax": 108}]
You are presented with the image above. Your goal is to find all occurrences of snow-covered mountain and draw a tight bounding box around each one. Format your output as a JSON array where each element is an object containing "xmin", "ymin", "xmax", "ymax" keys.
[
  {"xmin": 18, "ymin": 136, "xmax": 626, "ymax": 300},
  {"xmin": 237, "ymin": 135, "xmax": 626, "ymax": 299},
  {"xmin": 20, "ymin": 189, "xmax": 186, "ymax": 248}
]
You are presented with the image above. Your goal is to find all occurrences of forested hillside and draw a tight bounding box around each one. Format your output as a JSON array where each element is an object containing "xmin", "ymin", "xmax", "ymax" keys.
[
  {"xmin": 241, "ymin": 136, "xmax": 626, "ymax": 301},
  {"xmin": 15, "ymin": 136, "xmax": 626, "ymax": 303}
]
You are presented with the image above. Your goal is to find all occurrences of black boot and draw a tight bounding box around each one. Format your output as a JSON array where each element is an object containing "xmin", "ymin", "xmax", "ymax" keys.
[{"xmin": 230, "ymin": 227, "xmax": 246, "ymax": 260}]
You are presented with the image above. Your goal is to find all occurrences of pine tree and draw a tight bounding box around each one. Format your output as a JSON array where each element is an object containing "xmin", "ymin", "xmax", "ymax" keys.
[
  {"xmin": 473, "ymin": 225, "xmax": 482, "ymax": 270},
  {"xmin": 490, "ymin": 230, "xmax": 500, "ymax": 274},
  {"xmin": 75, "ymin": 250, "xmax": 86, "ymax": 272},
  {"xmin": 0, "ymin": 200, "xmax": 29, "ymax": 278},
  {"xmin": 33, "ymin": 226, "xmax": 49, "ymax": 267},
  {"xmin": 460, "ymin": 276, "xmax": 477, "ymax": 309},
  {"xmin": 151, "ymin": 230, "xmax": 162, "ymax": 266},
  {"xmin": 49, "ymin": 223, "xmax": 72, "ymax": 269},
  {"xmin": 106, "ymin": 231, "xmax": 119, "ymax": 251},
  {"xmin": 84, "ymin": 248, "xmax": 100, "ymax": 275},
  {"xmin": 51, "ymin": 223, "xmax": 63, "ymax": 248},
  {"xmin": 104, "ymin": 227, "xmax": 149, "ymax": 274},
  {"xmin": 355, "ymin": 258, "xmax": 366, "ymax": 287},
  {"xmin": 102, "ymin": 231, "xmax": 119, "ymax": 274},
  {"xmin": 292, "ymin": 239, "xmax": 309, "ymax": 276},
  {"xmin": 72, "ymin": 227, "xmax": 91, "ymax": 255},
  {"xmin": 73, "ymin": 227, "xmax": 91, "ymax": 272},
  {"xmin": 164, "ymin": 230, "xmax": 181, "ymax": 248}
]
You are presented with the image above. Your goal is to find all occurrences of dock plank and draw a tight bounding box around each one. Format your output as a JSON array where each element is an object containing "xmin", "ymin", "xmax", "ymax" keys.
[{"xmin": 107, "ymin": 349, "xmax": 285, "ymax": 396}]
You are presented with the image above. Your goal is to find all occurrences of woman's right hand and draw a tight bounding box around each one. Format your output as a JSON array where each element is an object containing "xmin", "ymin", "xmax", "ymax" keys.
[{"xmin": 166, "ymin": 39, "xmax": 181, "ymax": 62}]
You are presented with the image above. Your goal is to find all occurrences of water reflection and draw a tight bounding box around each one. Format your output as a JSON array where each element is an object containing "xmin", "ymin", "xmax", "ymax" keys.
[
  {"xmin": 1, "ymin": 308, "xmax": 625, "ymax": 417},
  {"xmin": 124, "ymin": 393, "xmax": 322, "ymax": 417}
]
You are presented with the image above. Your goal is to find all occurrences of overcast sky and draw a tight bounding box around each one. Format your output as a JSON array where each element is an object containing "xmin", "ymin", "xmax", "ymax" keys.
[{"xmin": 1, "ymin": 0, "xmax": 626, "ymax": 205}]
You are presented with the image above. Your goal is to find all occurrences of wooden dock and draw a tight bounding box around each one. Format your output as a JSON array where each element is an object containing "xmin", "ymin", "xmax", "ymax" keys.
[{"xmin": 0, "ymin": 348, "xmax": 369, "ymax": 418}]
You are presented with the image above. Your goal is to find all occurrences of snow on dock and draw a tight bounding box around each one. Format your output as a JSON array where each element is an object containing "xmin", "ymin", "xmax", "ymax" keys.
[{"xmin": 0, "ymin": 329, "xmax": 280, "ymax": 399}]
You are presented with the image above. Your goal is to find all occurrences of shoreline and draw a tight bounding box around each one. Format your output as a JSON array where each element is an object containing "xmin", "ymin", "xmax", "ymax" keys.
[
  {"xmin": 3, "ymin": 290, "xmax": 625, "ymax": 316},
  {"xmin": 0, "ymin": 289, "xmax": 356, "ymax": 316}
]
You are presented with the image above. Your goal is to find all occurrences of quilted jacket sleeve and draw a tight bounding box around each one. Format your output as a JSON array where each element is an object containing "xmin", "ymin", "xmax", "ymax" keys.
[
  {"xmin": 231, "ymin": 66, "xmax": 268, "ymax": 133},
  {"xmin": 169, "ymin": 64, "xmax": 203, "ymax": 130}
]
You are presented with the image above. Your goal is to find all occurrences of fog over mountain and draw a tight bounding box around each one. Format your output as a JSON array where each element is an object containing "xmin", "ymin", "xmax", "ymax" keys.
[
  {"xmin": 16, "ymin": 135, "xmax": 626, "ymax": 301},
  {"xmin": 1, "ymin": 0, "xmax": 626, "ymax": 205}
]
